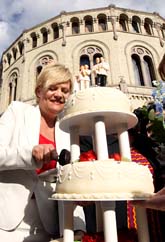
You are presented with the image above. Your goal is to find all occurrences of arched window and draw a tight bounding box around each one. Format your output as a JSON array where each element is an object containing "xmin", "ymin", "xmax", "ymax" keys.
[
  {"xmin": 131, "ymin": 47, "xmax": 156, "ymax": 87},
  {"xmin": 97, "ymin": 14, "xmax": 107, "ymax": 32},
  {"xmin": 51, "ymin": 23, "xmax": 59, "ymax": 39},
  {"xmin": 9, "ymin": 82, "xmax": 12, "ymax": 104},
  {"xmin": 80, "ymin": 55, "xmax": 90, "ymax": 67},
  {"xmin": 41, "ymin": 27, "xmax": 48, "ymax": 44},
  {"xmin": 12, "ymin": 47, "xmax": 18, "ymax": 60},
  {"xmin": 7, "ymin": 53, "xmax": 12, "ymax": 65},
  {"xmin": 132, "ymin": 54, "xmax": 144, "ymax": 86},
  {"xmin": 84, "ymin": 16, "xmax": 93, "ymax": 32},
  {"xmin": 119, "ymin": 14, "xmax": 128, "ymax": 31},
  {"xmin": 144, "ymin": 56, "xmax": 155, "ymax": 86},
  {"xmin": 8, "ymin": 73, "xmax": 18, "ymax": 104},
  {"xmin": 144, "ymin": 18, "xmax": 153, "ymax": 35},
  {"xmin": 30, "ymin": 32, "xmax": 38, "ymax": 48},
  {"xmin": 35, "ymin": 55, "xmax": 54, "ymax": 76},
  {"xmin": 18, "ymin": 41, "xmax": 24, "ymax": 55},
  {"xmin": 132, "ymin": 16, "xmax": 141, "ymax": 33},
  {"xmin": 161, "ymin": 23, "xmax": 165, "ymax": 39},
  {"xmin": 36, "ymin": 66, "xmax": 43, "ymax": 76},
  {"xmin": 71, "ymin": 17, "xmax": 80, "ymax": 34},
  {"xmin": 93, "ymin": 53, "xmax": 102, "ymax": 64},
  {"xmin": 79, "ymin": 46, "xmax": 104, "ymax": 85}
]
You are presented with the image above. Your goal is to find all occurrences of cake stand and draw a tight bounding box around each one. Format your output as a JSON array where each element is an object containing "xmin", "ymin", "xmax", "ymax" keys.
[{"xmin": 52, "ymin": 111, "xmax": 151, "ymax": 242}]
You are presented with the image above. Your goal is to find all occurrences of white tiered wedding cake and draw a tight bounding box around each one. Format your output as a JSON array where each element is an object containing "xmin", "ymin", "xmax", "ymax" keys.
[{"xmin": 53, "ymin": 87, "xmax": 154, "ymax": 200}]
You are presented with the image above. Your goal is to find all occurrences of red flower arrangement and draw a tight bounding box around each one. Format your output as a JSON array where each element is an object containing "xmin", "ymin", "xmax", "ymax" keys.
[
  {"xmin": 75, "ymin": 229, "xmax": 137, "ymax": 242},
  {"xmin": 80, "ymin": 150, "xmax": 121, "ymax": 162},
  {"xmin": 80, "ymin": 150, "xmax": 97, "ymax": 161},
  {"xmin": 81, "ymin": 233, "xmax": 104, "ymax": 242}
]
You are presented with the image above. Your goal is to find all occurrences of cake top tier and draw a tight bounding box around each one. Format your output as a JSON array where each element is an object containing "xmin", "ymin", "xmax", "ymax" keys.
[{"xmin": 59, "ymin": 87, "xmax": 137, "ymax": 135}]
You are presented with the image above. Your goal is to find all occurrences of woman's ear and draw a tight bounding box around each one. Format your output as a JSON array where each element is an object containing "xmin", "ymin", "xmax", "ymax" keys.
[{"xmin": 35, "ymin": 87, "xmax": 42, "ymax": 99}]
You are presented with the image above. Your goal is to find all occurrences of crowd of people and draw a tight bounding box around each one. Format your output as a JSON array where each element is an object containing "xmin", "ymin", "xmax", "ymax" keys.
[{"xmin": 0, "ymin": 53, "xmax": 164, "ymax": 242}]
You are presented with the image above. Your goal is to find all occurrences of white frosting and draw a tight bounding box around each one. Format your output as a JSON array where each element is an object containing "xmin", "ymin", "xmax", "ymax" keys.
[
  {"xmin": 65, "ymin": 87, "xmax": 131, "ymax": 115},
  {"xmin": 54, "ymin": 160, "xmax": 154, "ymax": 200}
]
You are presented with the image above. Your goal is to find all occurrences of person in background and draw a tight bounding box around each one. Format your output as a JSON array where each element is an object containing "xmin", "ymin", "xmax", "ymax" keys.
[
  {"xmin": 98, "ymin": 56, "xmax": 110, "ymax": 86},
  {"xmin": 158, "ymin": 53, "xmax": 165, "ymax": 80},
  {"xmin": 92, "ymin": 57, "xmax": 101, "ymax": 86},
  {"xmin": 84, "ymin": 64, "xmax": 91, "ymax": 88},
  {"xmin": 79, "ymin": 64, "xmax": 91, "ymax": 90},
  {"xmin": 132, "ymin": 53, "xmax": 165, "ymax": 211},
  {"xmin": 72, "ymin": 75, "xmax": 80, "ymax": 92},
  {"xmin": 92, "ymin": 57, "xmax": 109, "ymax": 86},
  {"xmin": 132, "ymin": 188, "xmax": 165, "ymax": 211},
  {"xmin": 0, "ymin": 63, "xmax": 86, "ymax": 242}
]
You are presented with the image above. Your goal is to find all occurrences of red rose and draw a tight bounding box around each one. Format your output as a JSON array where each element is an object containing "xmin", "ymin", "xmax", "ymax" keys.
[
  {"xmin": 109, "ymin": 153, "xmax": 121, "ymax": 161},
  {"xmin": 80, "ymin": 150, "xmax": 97, "ymax": 162}
]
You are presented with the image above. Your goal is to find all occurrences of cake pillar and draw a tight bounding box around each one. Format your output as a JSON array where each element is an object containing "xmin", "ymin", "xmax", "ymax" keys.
[
  {"xmin": 94, "ymin": 117, "xmax": 109, "ymax": 159},
  {"xmin": 135, "ymin": 207, "xmax": 150, "ymax": 242},
  {"xmin": 63, "ymin": 201, "xmax": 74, "ymax": 242},
  {"xmin": 70, "ymin": 126, "xmax": 80, "ymax": 162},
  {"xmin": 101, "ymin": 201, "xmax": 118, "ymax": 242},
  {"xmin": 118, "ymin": 128, "xmax": 131, "ymax": 161}
]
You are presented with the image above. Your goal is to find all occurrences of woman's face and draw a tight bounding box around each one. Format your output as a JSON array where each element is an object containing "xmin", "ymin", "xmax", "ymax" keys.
[{"xmin": 37, "ymin": 81, "xmax": 71, "ymax": 118}]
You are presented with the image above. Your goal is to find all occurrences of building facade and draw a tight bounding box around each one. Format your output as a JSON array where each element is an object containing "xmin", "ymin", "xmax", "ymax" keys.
[{"xmin": 0, "ymin": 4, "xmax": 165, "ymax": 113}]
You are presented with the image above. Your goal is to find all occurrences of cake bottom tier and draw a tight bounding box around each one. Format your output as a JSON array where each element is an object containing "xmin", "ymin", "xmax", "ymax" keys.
[{"xmin": 53, "ymin": 160, "xmax": 154, "ymax": 200}]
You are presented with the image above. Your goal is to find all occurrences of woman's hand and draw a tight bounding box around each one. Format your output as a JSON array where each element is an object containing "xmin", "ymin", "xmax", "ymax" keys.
[
  {"xmin": 132, "ymin": 187, "xmax": 165, "ymax": 211},
  {"xmin": 32, "ymin": 144, "xmax": 58, "ymax": 164}
]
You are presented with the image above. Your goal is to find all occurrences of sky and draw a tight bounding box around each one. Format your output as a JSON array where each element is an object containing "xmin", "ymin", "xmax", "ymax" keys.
[{"xmin": 0, "ymin": 0, "xmax": 164, "ymax": 58}]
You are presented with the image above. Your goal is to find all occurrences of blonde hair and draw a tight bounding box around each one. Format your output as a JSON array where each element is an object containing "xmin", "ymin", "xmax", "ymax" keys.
[{"xmin": 35, "ymin": 63, "xmax": 73, "ymax": 99}]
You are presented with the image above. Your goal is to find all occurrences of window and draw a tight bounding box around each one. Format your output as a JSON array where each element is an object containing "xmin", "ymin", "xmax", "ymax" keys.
[
  {"xmin": 30, "ymin": 32, "xmax": 38, "ymax": 48},
  {"xmin": 161, "ymin": 23, "xmax": 165, "ymax": 39},
  {"xmin": 35, "ymin": 55, "xmax": 54, "ymax": 76},
  {"xmin": 52, "ymin": 23, "xmax": 59, "ymax": 39},
  {"xmin": 12, "ymin": 47, "xmax": 18, "ymax": 60},
  {"xmin": 144, "ymin": 18, "xmax": 153, "ymax": 35},
  {"xmin": 79, "ymin": 46, "xmax": 104, "ymax": 85},
  {"xmin": 98, "ymin": 14, "xmax": 107, "ymax": 32},
  {"xmin": 144, "ymin": 56, "xmax": 155, "ymax": 86},
  {"xmin": 119, "ymin": 14, "xmax": 128, "ymax": 32},
  {"xmin": 131, "ymin": 47, "xmax": 155, "ymax": 87},
  {"xmin": 8, "ymin": 73, "xmax": 18, "ymax": 104},
  {"xmin": 132, "ymin": 54, "xmax": 144, "ymax": 86},
  {"xmin": 7, "ymin": 53, "xmax": 12, "ymax": 65},
  {"xmin": 18, "ymin": 41, "xmax": 24, "ymax": 55},
  {"xmin": 71, "ymin": 17, "xmax": 80, "ymax": 34},
  {"xmin": 132, "ymin": 16, "xmax": 141, "ymax": 33},
  {"xmin": 41, "ymin": 28, "xmax": 48, "ymax": 44},
  {"xmin": 84, "ymin": 16, "xmax": 93, "ymax": 32}
]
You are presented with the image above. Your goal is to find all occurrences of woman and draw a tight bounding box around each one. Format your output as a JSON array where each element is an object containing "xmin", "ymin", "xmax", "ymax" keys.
[
  {"xmin": 132, "ymin": 53, "xmax": 165, "ymax": 211},
  {"xmin": 0, "ymin": 63, "xmax": 85, "ymax": 241},
  {"xmin": 158, "ymin": 53, "xmax": 165, "ymax": 80}
]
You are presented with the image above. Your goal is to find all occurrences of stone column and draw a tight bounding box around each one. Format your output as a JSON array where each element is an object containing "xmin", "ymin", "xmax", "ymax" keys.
[
  {"xmin": 93, "ymin": 17, "xmax": 99, "ymax": 32},
  {"xmin": 111, "ymin": 17, "xmax": 118, "ymax": 40},
  {"xmin": 79, "ymin": 19, "xmax": 85, "ymax": 34},
  {"xmin": 60, "ymin": 22, "xmax": 67, "ymax": 46},
  {"xmin": 155, "ymin": 23, "xmax": 164, "ymax": 47}
]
